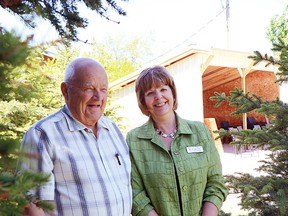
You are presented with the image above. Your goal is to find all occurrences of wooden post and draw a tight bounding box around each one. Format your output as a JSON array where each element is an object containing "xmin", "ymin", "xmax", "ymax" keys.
[{"xmin": 204, "ymin": 118, "xmax": 224, "ymax": 154}]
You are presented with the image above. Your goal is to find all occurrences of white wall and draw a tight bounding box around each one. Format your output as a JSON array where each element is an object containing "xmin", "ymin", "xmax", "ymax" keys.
[
  {"xmin": 166, "ymin": 55, "xmax": 204, "ymax": 122},
  {"xmin": 112, "ymin": 82, "xmax": 148, "ymax": 135}
]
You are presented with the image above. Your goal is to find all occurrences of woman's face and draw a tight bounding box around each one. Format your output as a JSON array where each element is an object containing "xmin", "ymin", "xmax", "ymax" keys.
[{"xmin": 144, "ymin": 84, "xmax": 174, "ymax": 118}]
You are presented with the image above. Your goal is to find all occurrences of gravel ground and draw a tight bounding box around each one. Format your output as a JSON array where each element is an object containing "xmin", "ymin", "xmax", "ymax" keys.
[{"xmin": 219, "ymin": 144, "xmax": 271, "ymax": 216}]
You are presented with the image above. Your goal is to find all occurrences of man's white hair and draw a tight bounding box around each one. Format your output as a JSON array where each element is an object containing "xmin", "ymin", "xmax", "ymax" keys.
[{"xmin": 63, "ymin": 58, "xmax": 102, "ymax": 82}]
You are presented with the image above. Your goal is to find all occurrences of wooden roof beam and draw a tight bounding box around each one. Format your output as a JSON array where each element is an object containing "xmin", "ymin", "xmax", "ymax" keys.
[
  {"xmin": 201, "ymin": 55, "xmax": 214, "ymax": 74},
  {"xmin": 237, "ymin": 61, "xmax": 254, "ymax": 78}
]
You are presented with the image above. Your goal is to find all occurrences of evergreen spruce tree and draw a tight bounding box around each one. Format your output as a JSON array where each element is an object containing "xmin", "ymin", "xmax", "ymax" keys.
[
  {"xmin": 0, "ymin": 29, "xmax": 55, "ymax": 215},
  {"xmin": 210, "ymin": 33, "xmax": 288, "ymax": 216},
  {"xmin": 0, "ymin": 0, "xmax": 127, "ymax": 43}
]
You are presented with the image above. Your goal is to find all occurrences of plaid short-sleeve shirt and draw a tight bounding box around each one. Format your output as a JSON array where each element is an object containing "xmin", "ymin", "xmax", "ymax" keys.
[{"xmin": 18, "ymin": 105, "xmax": 132, "ymax": 216}]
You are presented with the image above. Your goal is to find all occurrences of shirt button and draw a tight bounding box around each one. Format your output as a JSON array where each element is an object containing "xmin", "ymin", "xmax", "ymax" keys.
[
  {"xmin": 166, "ymin": 164, "xmax": 172, "ymax": 170},
  {"xmin": 182, "ymin": 185, "xmax": 188, "ymax": 191},
  {"xmin": 84, "ymin": 128, "xmax": 92, "ymax": 133},
  {"xmin": 179, "ymin": 167, "xmax": 184, "ymax": 172}
]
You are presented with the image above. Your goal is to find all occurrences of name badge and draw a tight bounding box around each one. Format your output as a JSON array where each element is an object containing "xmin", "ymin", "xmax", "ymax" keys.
[{"xmin": 186, "ymin": 146, "xmax": 203, "ymax": 153}]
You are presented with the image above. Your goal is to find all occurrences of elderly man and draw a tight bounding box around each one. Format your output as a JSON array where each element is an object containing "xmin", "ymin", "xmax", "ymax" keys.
[{"xmin": 18, "ymin": 58, "xmax": 132, "ymax": 216}]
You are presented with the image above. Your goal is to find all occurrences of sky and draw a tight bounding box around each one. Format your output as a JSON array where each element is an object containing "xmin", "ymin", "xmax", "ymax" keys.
[{"xmin": 0, "ymin": 0, "xmax": 287, "ymax": 62}]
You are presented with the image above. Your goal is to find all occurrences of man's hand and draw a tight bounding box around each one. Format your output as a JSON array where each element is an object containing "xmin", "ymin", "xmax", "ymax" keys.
[{"xmin": 23, "ymin": 202, "xmax": 46, "ymax": 216}]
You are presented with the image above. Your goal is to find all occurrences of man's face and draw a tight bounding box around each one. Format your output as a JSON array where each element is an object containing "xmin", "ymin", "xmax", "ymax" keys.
[{"xmin": 62, "ymin": 62, "xmax": 108, "ymax": 127}]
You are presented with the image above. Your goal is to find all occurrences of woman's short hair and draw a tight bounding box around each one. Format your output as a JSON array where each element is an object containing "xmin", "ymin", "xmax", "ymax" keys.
[{"xmin": 135, "ymin": 65, "xmax": 178, "ymax": 116}]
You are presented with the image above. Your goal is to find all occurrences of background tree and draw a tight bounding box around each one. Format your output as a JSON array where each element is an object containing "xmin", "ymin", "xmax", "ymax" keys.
[
  {"xmin": 0, "ymin": 0, "xmax": 128, "ymax": 43},
  {"xmin": 0, "ymin": 29, "xmax": 56, "ymax": 215},
  {"xmin": 267, "ymin": 5, "xmax": 288, "ymax": 46},
  {"xmin": 210, "ymin": 6, "xmax": 288, "ymax": 216},
  {"xmin": 83, "ymin": 35, "xmax": 152, "ymax": 82}
]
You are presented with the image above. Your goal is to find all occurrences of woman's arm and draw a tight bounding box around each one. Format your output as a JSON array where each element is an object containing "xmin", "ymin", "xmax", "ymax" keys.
[
  {"xmin": 202, "ymin": 124, "xmax": 228, "ymax": 210},
  {"xmin": 126, "ymin": 132, "xmax": 155, "ymax": 216}
]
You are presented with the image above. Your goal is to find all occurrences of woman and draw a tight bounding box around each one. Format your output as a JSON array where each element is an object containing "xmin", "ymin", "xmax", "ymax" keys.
[{"xmin": 126, "ymin": 66, "xmax": 228, "ymax": 216}]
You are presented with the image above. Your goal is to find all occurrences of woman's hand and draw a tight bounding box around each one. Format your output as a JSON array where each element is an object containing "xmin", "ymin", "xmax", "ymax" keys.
[
  {"xmin": 147, "ymin": 209, "xmax": 159, "ymax": 216},
  {"xmin": 202, "ymin": 202, "xmax": 218, "ymax": 216}
]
